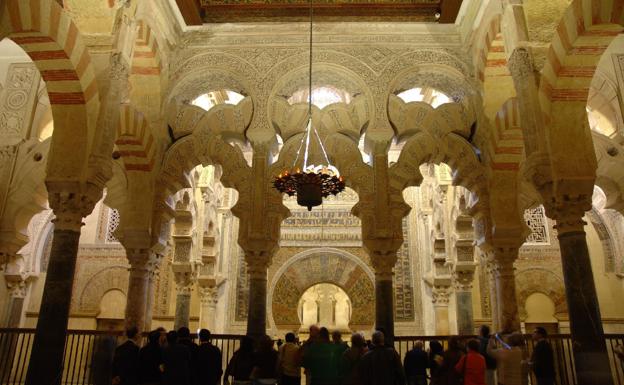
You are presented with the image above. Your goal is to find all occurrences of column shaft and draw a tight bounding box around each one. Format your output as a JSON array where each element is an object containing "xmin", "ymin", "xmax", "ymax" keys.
[
  {"xmin": 456, "ymin": 290, "xmax": 474, "ymax": 335},
  {"xmin": 375, "ymin": 274, "xmax": 394, "ymax": 344},
  {"xmin": 559, "ymin": 230, "xmax": 613, "ymax": 385},
  {"xmin": 144, "ymin": 270, "xmax": 157, "ymax": 331},
  {"xmin": 493, "ymin": 261, "xmax": 520, "ymax": 332},
  {"xmin": 174, "ymin": 289, "xmax": 192, "ymax": 330},
  {"xmin": 432, "ymin": 287, "xmax": 450, "ymax": 335},
  {"xmin": 26, "ymin": 228, "xmax": 81, "ymax": 385},
  {"xmin": 125, "ymin": 261, "xmax": 150, "ymax": 331},
  {"xmin": 246, "ymin": 269, "xmax": 267, "ymax": 339}
]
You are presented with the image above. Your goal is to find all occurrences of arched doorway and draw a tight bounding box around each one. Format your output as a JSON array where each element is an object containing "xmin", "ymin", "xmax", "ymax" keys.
[
  {"xmin": 298, "ymin": 283, "xmax": 351, "ymax": 331},
  {"xmin": 268, "ymin": 248, "xmax": 375, "ymax": 332}
]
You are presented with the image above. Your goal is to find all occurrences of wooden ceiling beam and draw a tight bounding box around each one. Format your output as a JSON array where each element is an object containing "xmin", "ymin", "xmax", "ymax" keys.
[
  {"xmin": 176, "ymin": 0, "xmax": 203, "ymax": 25},
  {"xmin": 438, "ymin": 0, "xmax": 463, "ymax": 23}
]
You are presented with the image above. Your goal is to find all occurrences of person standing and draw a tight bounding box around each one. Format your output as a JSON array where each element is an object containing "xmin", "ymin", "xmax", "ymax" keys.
[
  {"xmin": 332, "ymin": 331, "xmax": 349, "ymax": 352},
  {"xmin": 454, "ymin": 340, "xmax": 486, "ymax": 385},
  {"xmin": 478, "ymin": 326, "xmax": 496, "ymax": 385},
  {"xmin": 138, "ymin": 330, "xmax": 163, "ymax": 385},
  {"xmin": 162, "ymin": 330, "xmax": 192, "ymax": 385},
  {"xmin": 303, "ymin": 327, "xmax": 343, "ymax": 385},
  {"xmin": 90, "ymin": 327, "xmax": 117, "ymax": 385},
  {"xmin": 341, "ymin": 333, "xmax": 368, "ymax": 385},
  {"xmin": 428, "ymin": 340, "xmax": 445, "ymax": 385},
  {"xmin": 530, "ymin": 328, "xmax": 555, "ymax": 385},
  {"xmin": 404, "ymin": 341, "xmax": 429, "ymax": 385},
  {"xmin": 438, "ymin": 337, "xmax": 465, "ymax": 385},
  {"xmin": 250, "ymin": 335, "xmax": 279, "ymax": 384},
  {"xmin": 224, "ymin": 336, "xmax": 255, "ymax": 385},
  {"xmin": 358, "ymin": 331, "xmax": 406, "ymax": 385},
  {"xmin": 197, "ymin": 329, "xmax": 223, "ymax": 385},
  {"xmin": 178, "ymin": 327, "xmax": 200, "ymax": 385},
  {"xmin": 277, "ymin": 332, "xmax": 301, "ymax": 385},
  {"xmin": 112, "ymin": 327, "xmax": 141, "ymax": 385},
  {"xmin": 487, "ymin": 333, "xmax": 529, "ymax": 385}
]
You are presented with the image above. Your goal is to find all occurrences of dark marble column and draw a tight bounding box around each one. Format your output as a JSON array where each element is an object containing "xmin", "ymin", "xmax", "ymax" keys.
[
  {"xmin": 375, "ymin": 271, "xmax": 395, "ymax": 344},
  {"xmin": 174, "ymin": 286, "xmax": 192, "ymax": 330},
  {"xmin": 25, "ymin": 228, "xmax": 81, "ymax": 385},
  {"xmin": 558, "ymin": 223, "xmax": 613, "ymax": 385},
  {"xmin": 456, "ymin": 291, "xmax": 474, "ymax": 335},
  {"xmin": 246, "ymin": 265, "xmax": 267, "ymax": 339},
  {"xmin": 25, "ymin": 187, "xmax": 97, "ymax": 385}
]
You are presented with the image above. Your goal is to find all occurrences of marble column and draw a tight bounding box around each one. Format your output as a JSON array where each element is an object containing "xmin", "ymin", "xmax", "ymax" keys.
[
  {"xmin": 246, "ymin": 262, "xmax": 268, "ymax": 339},
  {"xmin": 199, "ymin": 286, "xmax": 218, "ymax": 330},
  {"xmin": 4, "ymin": 278, "xmax": 27, "ymax": 327},
  {"xmin": 454, "ymin": 273, "xmax": 475, "ymax": 335},
  {"xmin": 556, "ymin": 214, "xmax": 614, "ymax": 385},
  {"xmin": 124, "ymin": 248, "xmax": 155, "ymax": 331},
  {"xmin": 26, "ymin": 189, "xmax": 96, "ymax": 385},
  {"xmin": 375, "ymin": 270, "xmax": 395, "ymax": 344},
  {"xmin": 143, "ymin": 263, "xmax": 160, "ymax": 332},
  {"xmin": 432, "ymin": 286, "xmax": 450, "ymax": 335},
  {"xmin": 490, "ymin": 247, "xmax": 521, "ymax": 333},
  {"xmin": 173, "ymin": 272, "xmax": 193, "ymax": 330}
]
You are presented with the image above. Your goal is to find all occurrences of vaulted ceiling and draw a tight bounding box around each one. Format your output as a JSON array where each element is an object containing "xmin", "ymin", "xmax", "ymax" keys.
[{"xmin": 176, "ymin": 0, "xmax": 463, "ymax": 24}]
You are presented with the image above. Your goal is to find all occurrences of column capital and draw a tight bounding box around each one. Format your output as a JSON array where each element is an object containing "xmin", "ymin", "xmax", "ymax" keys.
[
  {"xmin": 432, "ymin": 286, "xmax": 451, "ymax": 306},
  {"xmin": 5, "ymin": 274, "xmax": 28, "ymax": 298},
  {"xmin": 46, "ymin": 181, "xmax": 101, "ymax": 231},
  {"xmin": 454, "ymin": 269, "xmax": 475, "ymax": 291},
  {"xmin": 364, "ymin": 238, "xmax": 401, "ymax": 280},
  {"xmin": 199, "ymin": 286, "xmax": 219, "ymax": 307},
  {"xmin": 487, "ymin": 244, "xmax": 520, "ymax": 266},
  {"xmin": 126, "ymin": 248, "xmax": 159, "ymax": 272},
  {"xmin": 244, "ymin": 247, "xmax": 274, "ymax": 277},
  {"xmin": 550, "ymin": 195, "xmax": 592, "ymax": 235},
  {"xmin": 507, "ymin": 47, "xmax": 534, "ymax": 81}
]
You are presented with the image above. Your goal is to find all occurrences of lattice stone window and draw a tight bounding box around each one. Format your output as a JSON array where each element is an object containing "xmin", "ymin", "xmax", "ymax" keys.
[
  {"xmin": 106, "ymin": 209, "xmax": 120, "ymax": 243},
  {"xmin": 524, "ymin": 206, "xmax": 550, "ymax": 244}
]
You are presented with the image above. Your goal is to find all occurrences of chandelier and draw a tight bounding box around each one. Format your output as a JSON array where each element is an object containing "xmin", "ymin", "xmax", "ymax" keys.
[{"xmin": 273, "ymin": 0, "xmax": 345, "ymax": 211}]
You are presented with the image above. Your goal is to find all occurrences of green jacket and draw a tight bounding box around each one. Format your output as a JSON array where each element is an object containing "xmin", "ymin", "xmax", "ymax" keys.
[{"xmin": 303, "ymin": 342, "xmax": 345, "ymax": 385}]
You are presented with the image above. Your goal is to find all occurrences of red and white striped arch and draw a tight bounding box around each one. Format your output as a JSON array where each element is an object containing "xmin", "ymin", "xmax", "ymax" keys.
[
  {"xmin": 473, "ymin": 16, "xmax": 502, "ymax": 82},
  {"xmin": 491, "ymin": 98, "xmax": 525, "ymax": 172},
  {"xmin": 539, "ymin": 0, "xmax": 624, "ymax": 122},
  {"xmin": 116, "ymin": 104, "xmax": 156, "ymax": 172},
  {"xmin": 131, "ymin": 21, "xmax": 161, "ymax": 77},
  {"xmin": 1, "ymin": 0, "xmax": 100, "ymax": 176}
]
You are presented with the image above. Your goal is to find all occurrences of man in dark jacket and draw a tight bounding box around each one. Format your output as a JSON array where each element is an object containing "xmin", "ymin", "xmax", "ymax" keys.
[
  {"xmin": 531, "ymin": 327, "xmax": 555, "ymax": 385},
  {"xmin": 138, "ymin": 330, "xmax": 162, "ymax": 385},
  {"xmin": 403, "ymin": 341, "xmax": 428, "ymax": 385},
  {"xmin": 197, "ymin": 329, "xmax": 223, "ymax": 385},
  {"xmin": 478, "ymin": 325, "xmax": 496, "ymax": 385},
  {"xmin": 359, "ymin": 331, "xmax": 406, "ymax": 385},
  {"xmin": 112, "ymin": 326, "xmax": 141, "ymax": 385},
  {"xmin": 178, "ymin": 327, "xmax": 200, "ymax": 384},
  {"xmin": 163, "ymin": 330, "xmax": 192, "ymax": 385}
]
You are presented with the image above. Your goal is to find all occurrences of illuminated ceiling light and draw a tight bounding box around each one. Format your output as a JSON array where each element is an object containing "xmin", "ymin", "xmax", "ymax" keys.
[{"xmin": 273, "ymin": 0, "xmax": 345, "ymax": 210}]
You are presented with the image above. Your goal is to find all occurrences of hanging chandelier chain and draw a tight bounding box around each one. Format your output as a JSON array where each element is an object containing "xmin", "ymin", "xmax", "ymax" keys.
[
  {"xmin": 308, "ymin": 0, "xmax": 313, "ymax": 116},
  {"xmin": 272, "ymin": 0, "xmax": 345, "ymax": 211}
]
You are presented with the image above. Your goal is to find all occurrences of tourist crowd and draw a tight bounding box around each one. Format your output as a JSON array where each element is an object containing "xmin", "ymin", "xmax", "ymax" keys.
[{"xmin": 98, "ymin": 325, "xmax": 555, "ymax": 385}]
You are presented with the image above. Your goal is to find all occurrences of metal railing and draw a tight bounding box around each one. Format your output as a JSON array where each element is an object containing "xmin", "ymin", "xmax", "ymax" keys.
[{"xmin": 0, "ymin": 329, "xmax": 622, "ymax": 385}]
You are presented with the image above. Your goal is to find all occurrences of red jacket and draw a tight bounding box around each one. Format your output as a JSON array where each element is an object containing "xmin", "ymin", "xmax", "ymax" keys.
[{"xmin": 455, "ymin": 351, "xmax": 486, "ymax": 385}]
